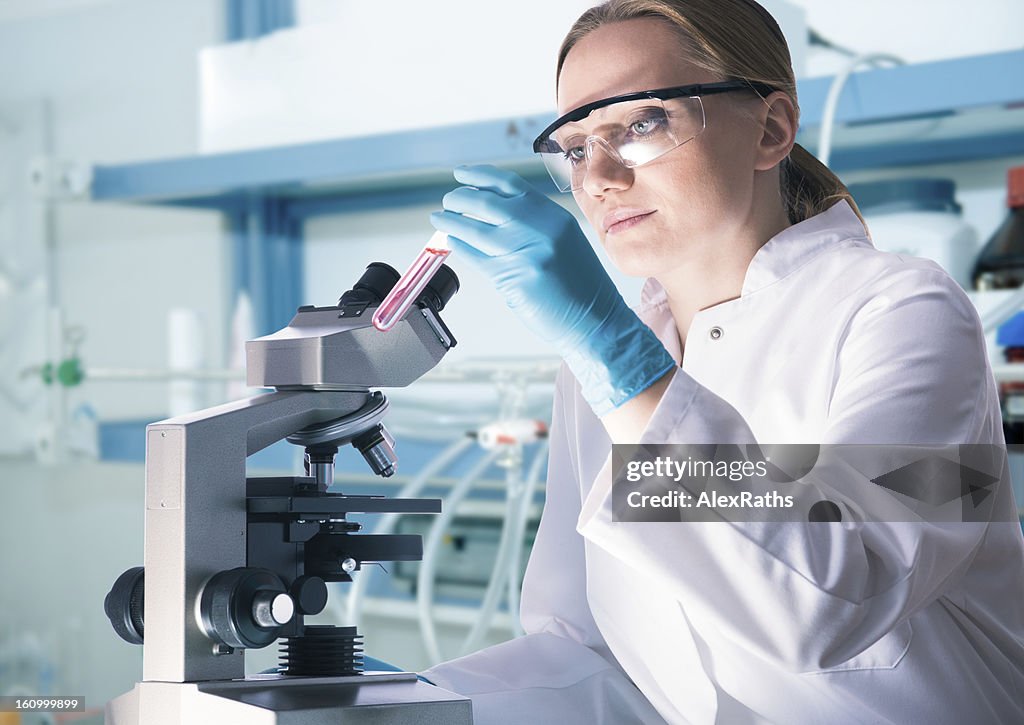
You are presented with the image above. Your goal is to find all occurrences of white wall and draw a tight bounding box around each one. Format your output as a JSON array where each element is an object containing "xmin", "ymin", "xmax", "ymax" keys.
[
  {"xmin": 0, "ymin": 460, "xmax": 146, "ymax": 713},
  {"xmin": 294, "ymin": 0, "xmax": 1024, "ymax": 77},
  {"xmin": 0, "ymin": 0, "xmax": 226, "ymax": 710},
  {"xmin": 0, "ymin": 0, "xmax": 227, "ymax": 456},
  {"xmin": 795, "ymin": 0, "xmax": 1024, "ymax": 76}
]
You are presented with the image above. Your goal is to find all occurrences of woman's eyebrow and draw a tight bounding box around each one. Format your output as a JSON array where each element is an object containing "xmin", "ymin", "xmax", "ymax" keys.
[{"xmin": 552, "ymin": 118, "xmax": 632, "ymax": 145}]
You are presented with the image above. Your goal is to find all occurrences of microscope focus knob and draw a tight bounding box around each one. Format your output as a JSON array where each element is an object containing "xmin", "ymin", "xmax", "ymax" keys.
[
  {"xmin": 290, "ymin": 575, "xmax": 329, "ymax": 616},
  {"xmin": 252, "ymin": 591, "xmax": 295, "ymax": 628},
  {"xmin": 199, "ymin": 568, "xmax": 291, "ymax": 649},
  {"xmin": 104, "ymin": 567, "xmax": 145, "ymax": 645}
]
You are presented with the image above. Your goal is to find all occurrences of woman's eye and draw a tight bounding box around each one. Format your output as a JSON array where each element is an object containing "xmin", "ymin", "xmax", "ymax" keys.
[
  {"xmin": 629, "ymin": 116, "xmax": 665, "ymax": 136},
  {"xmin": 563, "ymin": 145, "xmax": 587, "ymax": 166}
]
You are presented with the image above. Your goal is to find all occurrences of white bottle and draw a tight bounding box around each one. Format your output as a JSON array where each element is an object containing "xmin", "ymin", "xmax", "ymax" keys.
[{"xmin": 849, "ymin": 178, "xmax": 978, "ymax": 289}]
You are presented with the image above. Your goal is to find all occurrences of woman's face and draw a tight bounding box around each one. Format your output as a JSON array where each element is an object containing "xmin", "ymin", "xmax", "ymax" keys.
[{"xmin": 558, "ymin": 17, "xmax": 767, "ymax": 278}]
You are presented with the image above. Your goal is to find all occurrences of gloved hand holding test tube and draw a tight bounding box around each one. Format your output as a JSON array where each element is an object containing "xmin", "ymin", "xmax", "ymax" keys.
[{"xmin": 372, "ymin": 231, "xmax": 451, "ymax": 331}]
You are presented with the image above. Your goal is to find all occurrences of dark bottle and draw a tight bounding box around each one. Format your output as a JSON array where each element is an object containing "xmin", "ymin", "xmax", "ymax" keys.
[{"xmin": 973, "ymin": 165, "xmax": 1024, "ymax": 289}]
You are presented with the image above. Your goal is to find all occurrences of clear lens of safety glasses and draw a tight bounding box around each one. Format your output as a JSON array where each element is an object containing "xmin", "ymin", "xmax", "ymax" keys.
[{"xmin": 537, "ymin": 96, "xmax": 706, "ymax": 192}]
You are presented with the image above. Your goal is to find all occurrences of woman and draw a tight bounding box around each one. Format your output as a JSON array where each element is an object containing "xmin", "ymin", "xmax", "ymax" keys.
[{"xmin": 421, "ymin": 1, "xmax": 1024, "ymax": 722}]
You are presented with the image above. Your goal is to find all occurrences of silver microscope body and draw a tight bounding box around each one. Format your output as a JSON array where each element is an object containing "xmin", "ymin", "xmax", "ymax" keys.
[{"xmin": 104, "ymin": 262, "xmax": 473, "ymax": 724}]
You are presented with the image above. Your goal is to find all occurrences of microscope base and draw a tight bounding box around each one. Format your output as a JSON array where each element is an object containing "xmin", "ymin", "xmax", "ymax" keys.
[{"xmin": 105, "ymin": 672, "xmax": 473, "ymax": 725}]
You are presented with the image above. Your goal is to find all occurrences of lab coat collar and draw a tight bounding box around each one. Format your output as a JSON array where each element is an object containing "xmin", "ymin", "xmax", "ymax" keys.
[{"xmin": 638, "ymin": 200, "xmax": 871, "ymax": 311}]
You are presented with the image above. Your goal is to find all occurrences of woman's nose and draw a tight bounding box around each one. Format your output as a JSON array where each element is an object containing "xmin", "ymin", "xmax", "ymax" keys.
[{"xmin": 580, "ymin": 137, "xmax": 633, "ymax": 196}]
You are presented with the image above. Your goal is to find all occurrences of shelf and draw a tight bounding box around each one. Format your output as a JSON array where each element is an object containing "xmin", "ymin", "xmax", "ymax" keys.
[{"xmin": 89, "ymin": 50, "xmax": 1024, "ymax": 209}]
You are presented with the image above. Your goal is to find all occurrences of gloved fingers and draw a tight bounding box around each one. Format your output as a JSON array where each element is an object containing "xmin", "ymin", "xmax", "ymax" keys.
[
  {"xmin": 443, "ymin": 234, "xmax": 494, "ymax": 267},
  {"xmin": 441, "ymin": 186, "xmax": 515, "ymax": 226},
  {"xmin": 430, "ymin": 210, "xmax": 519, "ymax": 258},
  {"xmin": 442, "ymin": 233, "xmax": 520, "ymax": 284},
  {"xmin": 453, "ymin": 164, "xmax": 533, "ymax": 198}
]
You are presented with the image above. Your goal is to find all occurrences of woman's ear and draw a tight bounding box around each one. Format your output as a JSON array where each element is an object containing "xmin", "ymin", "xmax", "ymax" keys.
[{"xmin": 755, "ymin": 91, "xmax": 798, "ymax": 171}]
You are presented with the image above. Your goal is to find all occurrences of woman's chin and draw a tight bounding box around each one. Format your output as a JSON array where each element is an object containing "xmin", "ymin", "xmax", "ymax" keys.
[{"xmin": 605, "ymin": 239, "xmax": 671, "ymax": 278}]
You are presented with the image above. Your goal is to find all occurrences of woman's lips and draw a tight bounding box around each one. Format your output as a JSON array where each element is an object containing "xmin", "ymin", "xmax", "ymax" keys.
[{"xmin": 604, "ymin": 210, "xmax": 656, "ymax": 235}]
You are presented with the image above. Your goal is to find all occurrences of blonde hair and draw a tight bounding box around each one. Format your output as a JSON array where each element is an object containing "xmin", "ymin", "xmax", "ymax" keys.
[{"xmin": 556, "ymin": 0, "xmax": 861, "ymax": 225}]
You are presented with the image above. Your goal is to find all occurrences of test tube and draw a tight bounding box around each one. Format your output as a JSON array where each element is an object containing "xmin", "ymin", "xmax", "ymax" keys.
[{"xmin": 372, "ymin": 231, "xmax": 451, "ymax": 332}]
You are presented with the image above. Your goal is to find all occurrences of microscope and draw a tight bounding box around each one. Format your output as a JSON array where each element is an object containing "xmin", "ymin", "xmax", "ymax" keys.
[{"xmin": 103, "ymin": 262, "xmax": 473, "ymax": 724}]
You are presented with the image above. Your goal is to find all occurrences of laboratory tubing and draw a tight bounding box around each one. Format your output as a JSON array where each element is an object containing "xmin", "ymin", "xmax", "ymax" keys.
[
  {"xmin": 373, "ymin": 232, "xmax": 451, "ymax": 331},
  {"xmin": 476, "ymin": 419, "xmax": 549, "ymax": 450}
]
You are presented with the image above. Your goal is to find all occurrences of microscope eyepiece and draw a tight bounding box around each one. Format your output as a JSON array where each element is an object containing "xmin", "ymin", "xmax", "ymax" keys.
[
  {"xmin": 337, "ymin": 262, "xmax": 401, "ymax": 307},
  {"xmin": 338, "ymin": 261, "xmax": 458, "ymax": 314},
  {"xmin": 416, "ymin": 263, "xmax": 459, "ymax": 313}
]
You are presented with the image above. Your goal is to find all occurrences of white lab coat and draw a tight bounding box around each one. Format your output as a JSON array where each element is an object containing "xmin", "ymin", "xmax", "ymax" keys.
[{"xmin": 423, "ymin": 200, "xmax": 1024, "ymax": 724}]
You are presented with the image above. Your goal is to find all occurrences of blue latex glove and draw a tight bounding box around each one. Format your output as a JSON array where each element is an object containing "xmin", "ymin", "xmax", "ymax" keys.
[{"xmin": 431, "ymin": 164, "xmax": 675, "ymax": 415}]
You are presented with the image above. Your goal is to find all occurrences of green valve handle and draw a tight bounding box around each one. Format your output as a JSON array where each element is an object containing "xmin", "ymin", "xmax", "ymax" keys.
[
  {"xmin": 57, "ymin": 357, "xmax": 84, "ymax": 387},
  {"xmin": 40, "ymin": 358, "xmax": 84, "ymax": 387}
]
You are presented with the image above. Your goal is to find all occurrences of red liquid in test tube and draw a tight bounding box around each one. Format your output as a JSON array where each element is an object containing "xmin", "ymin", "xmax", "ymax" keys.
[{"xmin": 372, "ymin": 231, "xmax": 451, "ymax": 331}]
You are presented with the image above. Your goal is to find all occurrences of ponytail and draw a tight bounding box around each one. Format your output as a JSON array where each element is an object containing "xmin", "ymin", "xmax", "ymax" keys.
[{"xmin": 782, "ymin": 143, "xmax": 864, "ymax": 225}]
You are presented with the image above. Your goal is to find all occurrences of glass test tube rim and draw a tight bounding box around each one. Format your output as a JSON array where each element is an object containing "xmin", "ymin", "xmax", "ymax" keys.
[{"xmin": 372, "ymin": 243, "xmax": 451, "ymax": 331}]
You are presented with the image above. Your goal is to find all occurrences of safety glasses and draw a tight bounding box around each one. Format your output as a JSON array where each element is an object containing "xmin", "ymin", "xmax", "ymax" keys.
[{"xmin": 533, "ymin": 80, "xmax": 778, "ymax": 192}]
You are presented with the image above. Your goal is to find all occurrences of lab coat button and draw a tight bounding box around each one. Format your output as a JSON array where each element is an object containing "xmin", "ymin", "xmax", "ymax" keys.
[{"xmin": 709, "ymin": 326, "xmax": 723, "ymax": 340}]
